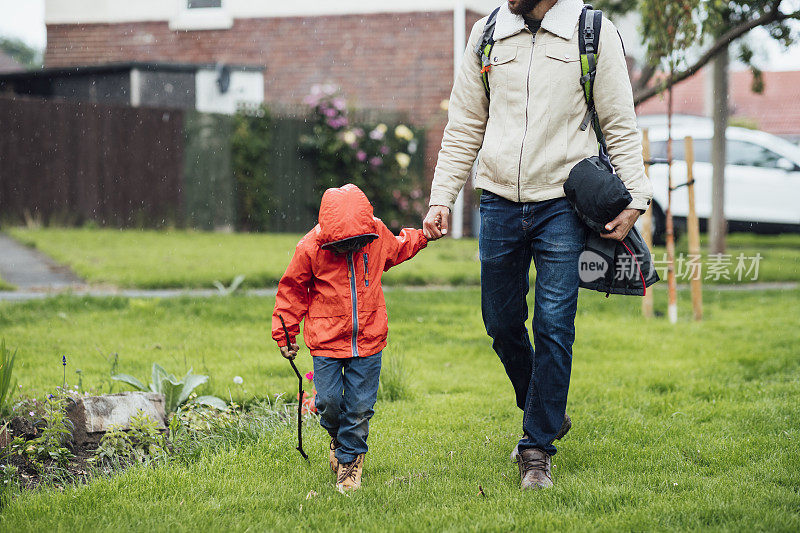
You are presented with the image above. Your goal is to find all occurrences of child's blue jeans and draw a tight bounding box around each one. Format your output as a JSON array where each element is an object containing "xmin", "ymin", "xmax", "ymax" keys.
[{"xmin": 313, "ymin": 351, "xmax": 382, "ymax": 464}]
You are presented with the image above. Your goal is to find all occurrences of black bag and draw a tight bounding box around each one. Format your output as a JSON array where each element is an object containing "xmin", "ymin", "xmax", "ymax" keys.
[
  {"xmin": 564, "ymin": 156, "xmax": 632, "ymax": 234},
  {"xmin": 579, "ymin": 228, "xmax": 660, "ymax": 296},
  {"xmin": 564, "ymin": 160, "xmax": 659, "ymax": 297}
]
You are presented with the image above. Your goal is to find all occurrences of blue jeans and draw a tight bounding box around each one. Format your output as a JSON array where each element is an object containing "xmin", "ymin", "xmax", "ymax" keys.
[
  {"xmin": 313, "ymin": 352, "xmax": 382, "ymax": 464},
  {"xmin": 479, "ymin": 192, "xmax": 585, "ymax": 456}
]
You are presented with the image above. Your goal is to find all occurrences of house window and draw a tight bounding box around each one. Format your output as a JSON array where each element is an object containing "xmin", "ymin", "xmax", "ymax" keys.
[
  {"xmin": 170, "ymin": 0, "xmax": 232, "ymax": 31},
  {"xmin": 188, "ymin": 0, "xmax": 222, "ymax": 8}
]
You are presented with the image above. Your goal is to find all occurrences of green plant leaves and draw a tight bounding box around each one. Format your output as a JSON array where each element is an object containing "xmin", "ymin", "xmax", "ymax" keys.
[
  {"xmin": 159, "ymin": 377, "xmax": 185, "ymax": 414},
  {"xmin": 0, "ymin": 339, "xmax": 18, "ymax": 416},
  {"xmin": 150, "ymin": 363, "xmax": 172, "ymax": 394},
  {"xmin": 177, "ymin": 373, "xmax": 209, "ymax": 407},
  {"xmin": 110, "ymin": 374, "xmax": 147, "ymax": 391},
  {"xmin": 111, "ymin": 363, "xmax": 222, "ymax": 413},
  {"xmin": 194, "ymin": 395, "xmax": 227, "ymax": 410}
]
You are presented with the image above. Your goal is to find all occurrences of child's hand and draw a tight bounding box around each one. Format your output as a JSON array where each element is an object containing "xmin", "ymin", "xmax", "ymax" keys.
[
  {"xmin": 423, "ymin": 205, "xmax": 450, "ymax": 240},
  {"xmin": 280, "ymin": 343, "xmax": 300, "ymax": 360}
]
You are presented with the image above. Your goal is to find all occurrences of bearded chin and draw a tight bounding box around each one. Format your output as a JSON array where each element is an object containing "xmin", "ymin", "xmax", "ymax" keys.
[{"xmin": 509, "ymin": 0, "xmax": 544, "ymax": 15}]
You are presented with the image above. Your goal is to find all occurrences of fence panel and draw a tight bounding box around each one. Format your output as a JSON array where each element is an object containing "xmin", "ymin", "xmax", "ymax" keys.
[
  {"xmin": 0, "ymin": 96, "xmax": 184, "ymax": 228},
  {"xmin": 267, "ymin": 115, "xmax": 318, "ymax": 233},
  {"xmin": 182, "ymin": 111, "xmax": 235, "ymax": 230}
]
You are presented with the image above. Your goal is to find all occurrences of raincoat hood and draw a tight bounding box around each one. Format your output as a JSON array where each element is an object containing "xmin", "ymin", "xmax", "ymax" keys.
[{"xmin": 317, "ymin": 184, "xmax": 378, "ymax": 246}]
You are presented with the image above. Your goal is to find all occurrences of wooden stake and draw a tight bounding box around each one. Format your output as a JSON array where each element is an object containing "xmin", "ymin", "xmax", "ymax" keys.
[
  {"xmin": 685, "ymin": 136, "xmax": 703, "ymax": 321},
  {"xmin": 666, "ymin": 82, "xmax": 678, "ymax": 324},
  {"xmin": 641, "ymin": 129, "xmax": 654, "ymax": 319}
]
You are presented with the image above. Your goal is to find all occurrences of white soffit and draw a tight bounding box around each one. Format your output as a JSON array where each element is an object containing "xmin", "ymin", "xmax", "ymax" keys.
[{"xmin": 46, "ymin": 0, "xmax": 500, "ymax": 25}]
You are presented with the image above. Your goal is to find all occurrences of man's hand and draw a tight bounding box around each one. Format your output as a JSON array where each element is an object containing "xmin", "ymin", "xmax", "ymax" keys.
[
  {"xmin": 279, "ymin": 343, "xmax": 300, "ymax": 360},
  {"xmin": 423, "ymin": 205, "xmax": 451, "ymax": 240},
  {"xmin": 601, "ymin": 208, "xmax": 641, "ymax": 241}
]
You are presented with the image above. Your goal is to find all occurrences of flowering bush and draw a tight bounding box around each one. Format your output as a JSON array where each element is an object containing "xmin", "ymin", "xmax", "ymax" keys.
[
  {"xmin": 232, "ymin": 104, "xmax": 273, "ymax": 232},
  {"xmin": 300, "ymin": 85, "xmax": 427, "ymax": 231}
]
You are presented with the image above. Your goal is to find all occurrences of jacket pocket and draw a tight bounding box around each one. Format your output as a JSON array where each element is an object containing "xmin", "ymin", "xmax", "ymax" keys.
[
  {"xmin": 544, "ymin": 43, "xmax": 582, "ymax": 97},
  {"xmin": 359, "ymin": 306, "xmax": 388, "ymax": 347},
  {"xmin": 304, "ymin": 314, "xmax": 350, "ymax": 350},
  {"xmin": 487, "ymin": 44, "xmax": 518, "ymax": 95},
  {"xmin": 544, "ymin": 44, "xmax": 580, "ymax": 64},
  {"xmin": 490, "ymin": 46, "xmax": 517, "ymax": 66}
]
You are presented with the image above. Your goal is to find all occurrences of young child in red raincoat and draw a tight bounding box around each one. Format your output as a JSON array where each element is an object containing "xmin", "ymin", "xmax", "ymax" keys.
[{"xmin": 272, "ymin": 184, "xmax": 428, "ymax": 492}]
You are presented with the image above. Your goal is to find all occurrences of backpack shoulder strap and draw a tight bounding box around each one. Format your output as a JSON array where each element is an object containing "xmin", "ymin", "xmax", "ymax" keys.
[
  {"xmin": 578, "ymin": 5, "xmax": 611, "ymax": 167},
  {"xmin": 475, "ymin": 6, "xmax": 502, "ymax": 99}
]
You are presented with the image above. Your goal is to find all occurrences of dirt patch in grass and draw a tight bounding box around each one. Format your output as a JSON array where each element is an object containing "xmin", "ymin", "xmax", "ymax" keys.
[{"xmin": 1, "ymin": 417, "xmax": 106, "ymax": 490}]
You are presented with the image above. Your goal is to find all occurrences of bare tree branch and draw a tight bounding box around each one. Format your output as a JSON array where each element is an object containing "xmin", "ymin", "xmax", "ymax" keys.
[
  {"xmin": 632, "ymin": 63, "xmax": 657, "ymax": 93},
  {"xmin": 633, "ymin": 6, "xmax": 800, "ymax": 106}
]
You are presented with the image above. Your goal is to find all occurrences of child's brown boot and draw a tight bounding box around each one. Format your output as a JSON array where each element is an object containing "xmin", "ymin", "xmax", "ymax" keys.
[
  {"xmin": 336, "ymin": 453, "xmax": 364, "ymax": 492},
  {"xmin": 329, "ymin": 437, "xmax": 339, "ymax": 472}
]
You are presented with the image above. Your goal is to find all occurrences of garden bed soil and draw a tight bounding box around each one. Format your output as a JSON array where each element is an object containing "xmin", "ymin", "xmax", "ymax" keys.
[{"xmin": 1, "ymin": 416, "xmax": 109, "ymax": 491}]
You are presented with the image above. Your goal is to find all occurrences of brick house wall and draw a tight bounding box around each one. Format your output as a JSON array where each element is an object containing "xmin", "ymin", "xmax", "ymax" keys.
[{"xmin": 45, "ymin": 11, "xmax": 486, "ymax": 202}]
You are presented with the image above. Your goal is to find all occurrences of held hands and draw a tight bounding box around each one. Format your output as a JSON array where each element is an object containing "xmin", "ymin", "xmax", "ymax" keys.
[
  {"xmin": 423, "ymin": 205, "xmax": 451, "ymax": 240},
  {"xmin": 601, "ymin": 208, "xmax": 641, "ymax": 241},
  {"xmin": 279, "ymin": 343, "xmax": 300, "ymax": 360}
]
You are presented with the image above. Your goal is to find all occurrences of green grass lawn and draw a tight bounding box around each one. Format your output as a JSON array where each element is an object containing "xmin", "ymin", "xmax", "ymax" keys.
[
  {"xmin": 1, "ymin": 287, "xmax": 798, "ymax": 531},
  {"xmin": 5, "ymin": 228, "xmax": 480, "ymax": 289},
  {"xmin": 7, "ymin": 227, "xmax": 799, "ymax": 289}
]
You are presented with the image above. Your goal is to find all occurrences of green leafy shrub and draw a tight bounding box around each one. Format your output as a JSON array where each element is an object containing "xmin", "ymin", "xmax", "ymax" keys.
[
  {"xmin": 232, "ymin": 104, "xmax": 273, "ymax": 232},
  {"xmin": 112, "ymin": 363, "xmax": 226, "ymax": 413},
  {"xmin": 7, "ymin": 396, "xmax": 74, "ymax": 471},
  {"xmin": 0, "ymin": 340, "xmax": 17, "ymax": 417},
  {"xmin": 94, "ymin": 411, "xmax": 167, "ymax": 464},
  {"xmin": 299, "ymin": 84, "xmax": 427, "ymax": 232}
]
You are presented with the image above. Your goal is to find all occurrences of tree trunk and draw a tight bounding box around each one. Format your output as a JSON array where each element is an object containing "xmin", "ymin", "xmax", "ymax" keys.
[{"xmin": 710, "ymin": 47, "xmax": 729, "ymax": 255}]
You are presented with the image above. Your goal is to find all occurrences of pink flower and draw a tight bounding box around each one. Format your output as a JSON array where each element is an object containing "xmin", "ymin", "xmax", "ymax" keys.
[
  {"xmin": 303, "ymin": 93, "xmax": 321, "ymax": 106},
  {"xmin": 305, "ymin": 371, "xmax": 314, "ymax": 381},
  {"xmin": 326, "ymin": 116, "xmax": 349, "ymax": 129},
  {"xmin": 370, "ymin": 156, "xmax": 383, "ymax": 167},
  {"xmin": 380, "ymin": 145, "xmax": 390, "ymax": 155},
  {"xmin": 326, "ymin": 117, "xmax": 348, "ymax": 129},
  {"xmin": 356, "ymin": 150, "xmax": 367, "ymax": 162}
]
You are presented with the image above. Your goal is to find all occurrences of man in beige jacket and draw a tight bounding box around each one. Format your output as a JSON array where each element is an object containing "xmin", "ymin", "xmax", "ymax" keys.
[{"xmin": 423, "ymin": 0, "xmax": 652, "ymax": 489}]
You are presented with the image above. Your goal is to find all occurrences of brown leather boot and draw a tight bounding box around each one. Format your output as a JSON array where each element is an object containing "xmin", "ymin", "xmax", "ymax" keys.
[
  {"xmin": 336, "ymin": 453, "xmax": 364, "ymax": 492},
  {"xmin": 510, "ymin": 413, "xmax": 571, "ymax": 462},
  {"xmin": 329, "ymin": 437, "xmax": 339, "ymax": 473},
  {"xmin": 518, "ymin": 448, "xmax": 553, "ymax": 490}
]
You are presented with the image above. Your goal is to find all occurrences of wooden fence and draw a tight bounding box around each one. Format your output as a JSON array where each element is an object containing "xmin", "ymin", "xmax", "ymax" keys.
[
  {"xmin": 0, "ymin": 96, "xmax": 426, "ymax": 233},
  {"xmin": 0, "ymin": 95, "xmax": 185, "ymax": 228}
]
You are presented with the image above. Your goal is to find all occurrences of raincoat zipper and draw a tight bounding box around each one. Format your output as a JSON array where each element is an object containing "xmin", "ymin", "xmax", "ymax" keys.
[
  {"xmin": 517, "ymin": 31, "xmax": 536, "ymax": 202},
  {"xmin": 363, "ymin": 253, "xmax": 369, "ymax": 287},
  {"xmin": 346, "ymin": 252, "xmax": 359, "ymax": 357}
]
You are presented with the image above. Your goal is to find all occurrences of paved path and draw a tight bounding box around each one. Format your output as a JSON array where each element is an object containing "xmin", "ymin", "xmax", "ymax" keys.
[
  {"xmin": 0, "ymin": 230, "xmax": 796, "ymax": 301},
  {"xmin": 0, "ymin": 282, "xmax": 796, "ymax": 302},
  {"xmin": 0, "ymin": 232, "xmax": 83, "ymax": 290}
]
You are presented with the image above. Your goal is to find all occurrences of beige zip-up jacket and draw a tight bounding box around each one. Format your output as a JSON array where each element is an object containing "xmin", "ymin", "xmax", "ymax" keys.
[{"xmin": 430, "ymin": 0, "xmax": 652, "ymax": 212}]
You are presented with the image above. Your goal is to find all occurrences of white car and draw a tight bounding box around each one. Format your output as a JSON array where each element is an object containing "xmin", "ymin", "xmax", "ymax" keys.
[{"xmin": 636, "ymin": 116, "xmax": 800, "ymax": 242}]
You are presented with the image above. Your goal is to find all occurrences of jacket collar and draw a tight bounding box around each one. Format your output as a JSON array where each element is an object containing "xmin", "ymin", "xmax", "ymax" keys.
[{"xmin": 494, "ymin": 0, "xmax": 584, "ymax": 41}]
